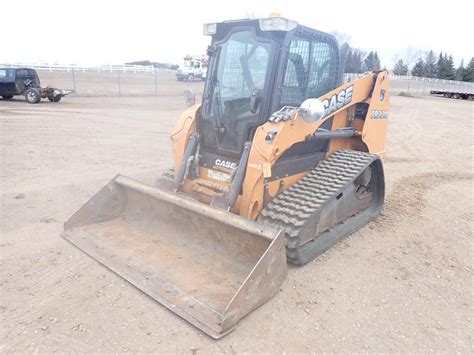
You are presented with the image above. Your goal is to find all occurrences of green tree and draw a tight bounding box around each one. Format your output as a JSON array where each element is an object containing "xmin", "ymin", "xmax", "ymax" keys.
[
  {"xmin": 444, "ymin": 55, "xmax": 455, "ymax": 80},
  {"xmin": 373, "ymin": 52, "xmax": 381, "ymax": 71},
  {"xmin": 362, "ymin": 51, "xmax": 373, "ymax": 72},
  {"xmin": 464, "ymin": 57, "xmax": 474, "ymax": 82},
  {"xmin": 353, "ymin": 50, "xmax": 363, "ymax": 73},
  {"xmin": 362, "ymin": 51, "xmax": 381, "ymax": 71},
  {"xmin": 344, "ymin": 49, "xmax": 353, "ymax": 73},
  {"xmin": 437, "ymin": 53, "xmax": 455, "ymax": 80},
  {"xmin": 393, "ymin": 58, "xmax": 409, "ymax": 75},
  {"xmin": 455, "ymin": 59, "xmax": 465, "ymax": 81},
  {"xmin": 411, "ymin": 58, "xmax": 425, "ymax": 76},
  {"xmin": 345, "ymin": 47, "xmax": 364, "ymax": 73},
  {"xmin": 436, "ymin": 52, "xmax": 445, "ymax": 77},
  {"xmin": 425, "ymin": 50, "xmax": 437, "ymax": 78}
]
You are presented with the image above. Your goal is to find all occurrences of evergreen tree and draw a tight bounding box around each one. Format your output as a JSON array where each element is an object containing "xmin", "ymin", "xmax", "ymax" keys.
[
  {"xmin": 373, "ymin": 52, "xmax": 381, "ymax": 71},
  {"xmin": 436, "ymin": 52, "xmax": 445, "ymax": 78},
  {"xmin": 437, "ymin": 53, "xmax": 455, "ymax": 80},
  {"xmin": 393, "ymin": 59, "xmax": 409, "ymax": 75},
  {"xmin": 464, "ymin": 57, "xmax": 474, "ymax": 82},
  {"xmin": 353, "ymin": 51, "xmax": 363, "ymax": 73},
  {"xmin": 455, "ymin": 60, "xmax": 465, "ymax": 81},
  {"xmin": 345, "ymin": 47, "xmax": 364, "ymax": 73},
  {"xmin": 345, "ymin": 49, "xmax": 353, "ymax": 73},
  {"xmin": 425, "ymin": 50, "xmax": 437, "ymax": 78},
  {"xmin": 362, "ymin": 51, "xmax": 380, "ymax": 71},
  {"xmin": 411, "ymin": 58, "xmax": 425, "ymax": 77},
  {"xmin": 362, "ymin": 51, "xmax": 373, "ymax": 71},
  {"xmin": 444, "ymin": 55, "xmax": 455, "ymax": 80}
]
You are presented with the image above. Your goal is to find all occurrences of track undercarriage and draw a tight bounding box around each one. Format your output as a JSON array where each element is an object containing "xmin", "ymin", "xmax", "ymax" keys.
[
  {"xmin": 162, "ymin": 149, "xmax": 385, "ymax": 265},
  {"xmin": 259, "ymin": 150, "xmax": 385, "ymax": 264}
]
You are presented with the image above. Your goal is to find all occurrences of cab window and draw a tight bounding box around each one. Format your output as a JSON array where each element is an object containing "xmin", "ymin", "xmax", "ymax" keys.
[
  {"xmin": 16, "ymin": 69, "xmax": 28, "ymax": 77},
  {"xmin": 308, "ymin": 42, "xmax": 338, "ymax": 98},
  {"xmin": 280, "ymin": 37, "xmax": 338, "ymax": 107},
  {"xmin": 0, "ymin": 69, "xmax": 14, "ymax": 79},
  {"xmin": 281, "ymin": 39, "xmax": 310, "ymax": 105}
]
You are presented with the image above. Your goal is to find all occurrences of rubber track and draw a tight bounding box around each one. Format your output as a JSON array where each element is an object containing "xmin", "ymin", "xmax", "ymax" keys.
[{"xmin": 258, "ymin": 150, "xmax": 377, "ymax": 259}]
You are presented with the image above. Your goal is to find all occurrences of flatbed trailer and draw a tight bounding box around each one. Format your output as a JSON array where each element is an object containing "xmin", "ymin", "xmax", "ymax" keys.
[{"xmin": 430, "ymin": 90, "xmax": 473, "ymax": 100}]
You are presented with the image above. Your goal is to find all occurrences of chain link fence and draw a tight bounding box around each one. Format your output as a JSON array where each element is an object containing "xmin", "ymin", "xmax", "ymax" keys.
[
  {"xmin": 2, "ymin": 64, "xmax": 473, "ymax": 97},
  {"xmin": 344, "ymin": 73, "xmax": 474, "ymax": 96},
  {"xmin": 1, "ymin": 64, "xmax": 180, "ymax": 97}
]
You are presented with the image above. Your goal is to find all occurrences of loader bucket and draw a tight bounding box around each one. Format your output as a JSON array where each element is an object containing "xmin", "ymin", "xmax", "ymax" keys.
[{"xmin": 62, "ymin": 175, "xmax": 287, "ymax": 338}]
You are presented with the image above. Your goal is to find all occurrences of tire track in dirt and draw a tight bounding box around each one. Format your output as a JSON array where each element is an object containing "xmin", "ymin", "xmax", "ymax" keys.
[
  {"xmin": 375, "ymin": 172, "xmax": 473, "ymax": 227},
  {"xmin": 1, "ymin": 248, "xmax": 89, "ymax": 316},
  {"xmin": 384, "ymin": 156, "xmax": 422, "ymax": 164},
  {"xmin": 1, "ymin": 251, "xmax": 110, "ymax": 353}
]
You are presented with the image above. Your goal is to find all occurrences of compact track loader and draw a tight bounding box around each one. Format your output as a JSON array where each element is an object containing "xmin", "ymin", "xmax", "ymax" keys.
[{"xmin": 63, "ymin": 17, "xmax": 390, "ymax": 338}]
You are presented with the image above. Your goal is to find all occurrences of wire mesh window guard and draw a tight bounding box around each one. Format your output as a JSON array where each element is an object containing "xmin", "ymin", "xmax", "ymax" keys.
[{"xmin": 280, "ymin": 37, "xmax": 337, "ymax": 106}]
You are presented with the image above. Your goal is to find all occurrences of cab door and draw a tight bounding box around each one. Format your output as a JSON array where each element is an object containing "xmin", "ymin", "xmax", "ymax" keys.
[
  {"xmin": 272, "ymin": 35, "xmax": 340, "ymax": 160},
  {"xmin": 15, "ymin": 69, "xmax": 40, "ymax": 93},
  {"xmin": 14, "ymin": 69, "xmax": 29, "ymax": 93},
  {"xmin": 278, "ymin": 36, "xmax": 339, "ymax": 108}
]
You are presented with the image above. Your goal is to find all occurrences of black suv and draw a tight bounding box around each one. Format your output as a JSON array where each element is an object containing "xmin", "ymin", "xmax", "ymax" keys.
[{"xmin": 0, "ymin": 67, "xmax": 73, "ymax": 103}]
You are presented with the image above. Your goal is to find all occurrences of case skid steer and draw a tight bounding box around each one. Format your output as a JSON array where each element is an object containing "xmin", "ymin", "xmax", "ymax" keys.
[{"xmin": 63, "ymin": 17, "xmax": 390, "ymax": 338}]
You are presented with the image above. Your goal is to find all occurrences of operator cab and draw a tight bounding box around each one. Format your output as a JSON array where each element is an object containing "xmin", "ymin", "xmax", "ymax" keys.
[{"xmin": 198, "ymin": 17, "xmax": 341, "ymax": 165}]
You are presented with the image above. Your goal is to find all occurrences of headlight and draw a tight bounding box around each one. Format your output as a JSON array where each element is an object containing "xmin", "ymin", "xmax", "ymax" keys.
[
  {"xmin": 259, "ymin": 17, "xmax": 298, "ymax": 32},
  {"xmin": 203, "ymin": 23, "xmax": 217, "ymax": 35}
]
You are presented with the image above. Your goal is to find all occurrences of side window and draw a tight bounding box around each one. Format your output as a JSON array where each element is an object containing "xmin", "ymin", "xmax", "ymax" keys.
[
  {"xmin": 0, "ymin": 69, "xmax": 14, "ymax": 78},
  {"xmin": 308, "ymin": 42, "xmax": 338, "ymax": 98},
  {"xmin": 280, "ymin": 37, "xmax": 338, "ymax": 107},
  {"xmin": 16, "ymin": 69, "xmax": 28, "ymax": 77},
  {"xmin": 281, "ymin": 39, "xmax": 310, "ymax": 106}
]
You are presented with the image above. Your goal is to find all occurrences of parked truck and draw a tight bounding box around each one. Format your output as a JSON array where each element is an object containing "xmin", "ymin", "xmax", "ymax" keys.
[
  {"xmin": 176, "ymin": 55, "xmax": 207, "ymax": 81},
  {"xmin": 0, "ymin": 67, "xmax": 73, "ymax": 103}
]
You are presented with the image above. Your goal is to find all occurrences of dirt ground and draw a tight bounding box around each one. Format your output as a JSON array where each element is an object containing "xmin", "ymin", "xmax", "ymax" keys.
[
  {"xmin": 1, "ymin": 81, "xmax": 473, "ymax": 352},
  {"xmin": 32, "ymin": 71, "xmax": 184, "ymax": 97}
]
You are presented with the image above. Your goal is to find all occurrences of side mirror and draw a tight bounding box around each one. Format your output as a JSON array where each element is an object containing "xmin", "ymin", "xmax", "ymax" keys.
[
  {"xmin": 299, "ymin": 98, "xmax": 325, "ymax": 123},
  {"xmin": 184, "ymin": 87, "xmax": 196, "ymax": 107}
]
